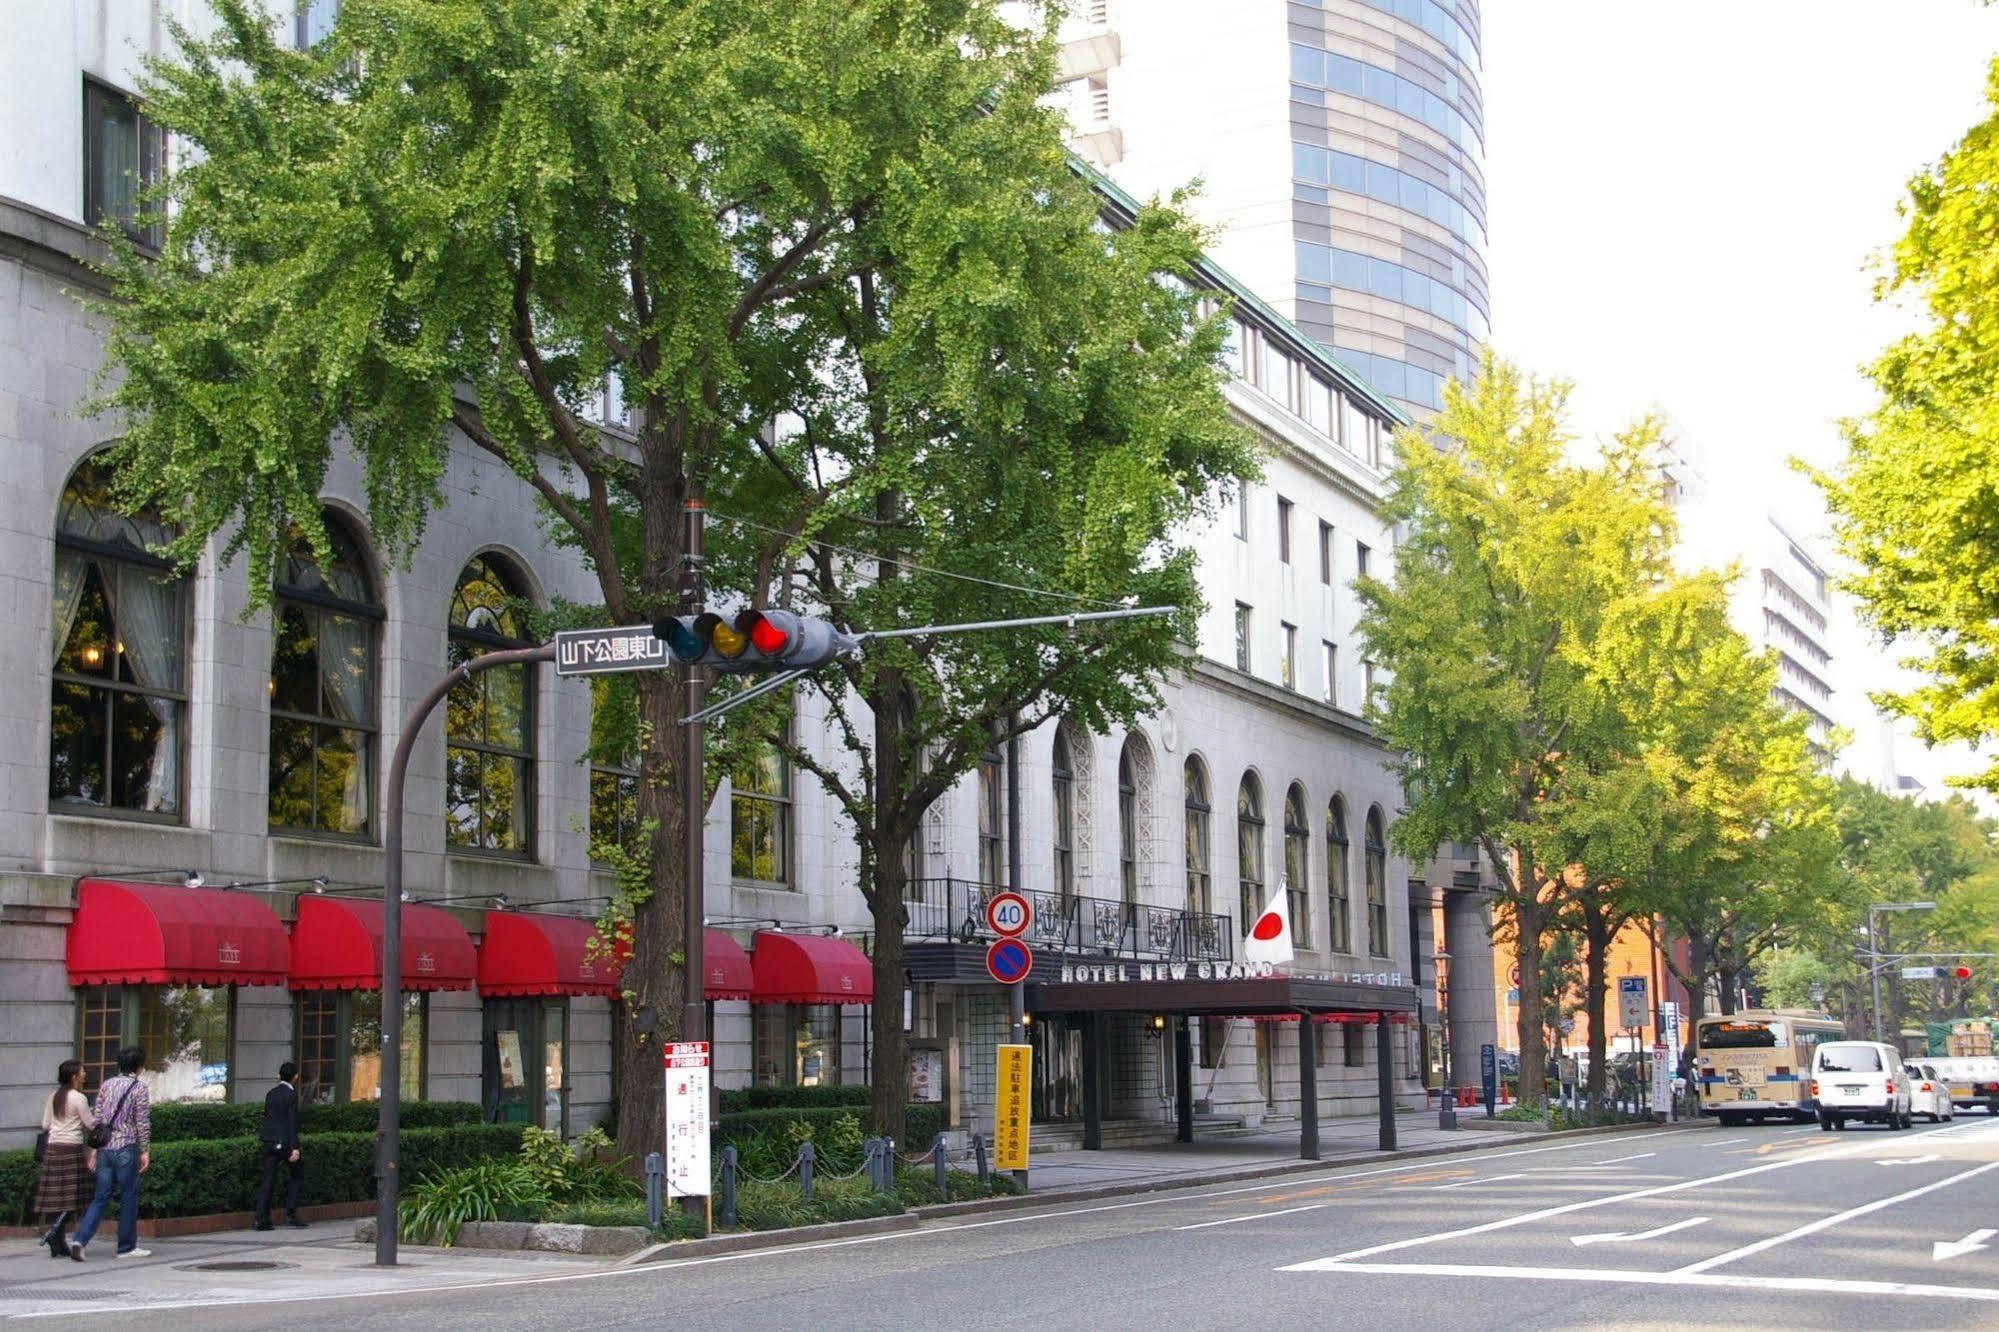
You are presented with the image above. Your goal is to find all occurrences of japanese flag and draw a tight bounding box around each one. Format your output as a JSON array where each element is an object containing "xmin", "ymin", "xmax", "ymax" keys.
[{"xmin": 1245, "ymin": 880, "xmax": 1293, "ymax": 964}]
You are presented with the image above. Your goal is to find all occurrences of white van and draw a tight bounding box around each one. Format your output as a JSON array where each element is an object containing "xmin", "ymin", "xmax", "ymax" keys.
[{"xmin": 1811, "ymin": 1040, "xmax": 1913, "ymax": 1131}]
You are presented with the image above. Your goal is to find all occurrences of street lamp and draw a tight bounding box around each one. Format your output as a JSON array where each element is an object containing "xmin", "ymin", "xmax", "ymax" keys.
[
  {"xmin": 1435, "ymin": 950, "xmax": 1455, "ymax": 1130},
  {"xmin": 1868, "ymin": 902, "xmax": 1936, "ymax": 1044}
]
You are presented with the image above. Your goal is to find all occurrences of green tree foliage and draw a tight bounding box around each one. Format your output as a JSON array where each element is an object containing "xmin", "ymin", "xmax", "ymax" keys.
[
  {"xmin": 1751, "ymin": 947, "xmax": 1834, "ymax": 1012},
  {"xmin": 1815, "ymin": 59, "xmax": 1999, "ymax": 790},
  {"xmin": 86, "ymin": 0, "xmax": 1240, "ymax": 1154},
  {"xmin": 1357, "ymin": 351, "xmax": 1688, "ymax": 1105}
]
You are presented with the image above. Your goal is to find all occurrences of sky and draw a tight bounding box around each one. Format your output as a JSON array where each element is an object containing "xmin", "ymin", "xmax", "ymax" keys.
[{"xmin": 1481, "ymin": 0, "xmax": 1999, "ymax": 801}]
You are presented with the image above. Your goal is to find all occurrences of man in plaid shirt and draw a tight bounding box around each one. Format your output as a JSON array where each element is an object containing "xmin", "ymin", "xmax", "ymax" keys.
[{"xmin": 70, "ymin": 1046, "xmax": 152, "ymax": 1260}]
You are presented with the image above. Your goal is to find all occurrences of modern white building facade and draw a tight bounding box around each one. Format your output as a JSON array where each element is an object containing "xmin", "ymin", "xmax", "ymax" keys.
[{"xmin": 0, "ymin": 2, "xmax": 1442, "ymax": 1153}]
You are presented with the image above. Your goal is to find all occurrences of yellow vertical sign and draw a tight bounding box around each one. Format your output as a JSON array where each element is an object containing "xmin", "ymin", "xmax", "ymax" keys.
[{"xmin": 994, "ymin": 1043, "xmax": 1032, "ymax": 1171}]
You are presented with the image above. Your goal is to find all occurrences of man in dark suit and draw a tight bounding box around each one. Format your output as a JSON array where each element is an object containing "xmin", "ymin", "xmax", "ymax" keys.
[{"xmin": 253, "ymin": 1062, "xmax": 306, "ymax": 1231}]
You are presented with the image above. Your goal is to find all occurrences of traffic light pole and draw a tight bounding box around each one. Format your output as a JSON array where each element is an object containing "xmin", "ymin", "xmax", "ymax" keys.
[{"xmin": 681, "ymin": 499, "xmax": 708, "ymax": 1058}]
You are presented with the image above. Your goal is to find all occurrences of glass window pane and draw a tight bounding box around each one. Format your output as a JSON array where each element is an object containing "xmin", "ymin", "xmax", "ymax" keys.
[
  {"xmin": 268, "ymin": 714, "xmax": 317, "ymax": 830},
  {"xmin": 445, "ymin": 745, "xmax": 481, "ymax": 847},
  {"xmin": 50, "ymin": 681, "xmax": 107, "ymax": 807},
  {"xmin": 485, "ymin": 664, "xmax": 528, "ymax": 751},
  {"xmin": 481, "ymin": 753, "xmax": 526, "ymax": 851},
  {"xmin": 134, "ymin": 985, "xmax": 230, "ymax": 1103},
  {"xmin": 77, "ymin": 986, "xmax": 123, "ymax": 1091},
  {"xmin": 316, "ymin": 723, "xmax": 369, "ymax": 835},
  {"xmin": 109, "ymin": 690, "xmax": 176, "ymax": 814},
  {"xmin": 542, "ymin": 1003, "xmax": 566, "ymax": 1132},
  {"xmin": 318, "ymin": 612, "xmax": 374, "ymax": 726},
  {"xmin": 270, "ymin": 604, "xmax": 319, "ymax": 715},
  {"xmin": 295, "ymin": 994, "xmax": 339, "ymax": 1104},
  {"xmin": 54, "ymin": 562, "xmax": 115, "ymax": 679}
]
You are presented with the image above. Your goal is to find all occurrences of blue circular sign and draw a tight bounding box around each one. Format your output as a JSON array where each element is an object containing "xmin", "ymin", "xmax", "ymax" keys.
[{"xmin": 986, "ymin": 937, "xmax": 1033, "ymax": 985}]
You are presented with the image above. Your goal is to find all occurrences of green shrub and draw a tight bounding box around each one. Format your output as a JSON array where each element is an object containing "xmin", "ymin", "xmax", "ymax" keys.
[
  {"xmin": 544, "ymin": 1198, "xmax": 707, "ymax": 1240},
  {"xmin": 399, "ymin": 1160, "xmax": 549, "ymax": 1245},
  {"xmin": 149, "ymin": 1102, "xmax": 262, "ymax": 1142},
  {"xmin": 890, "ymin": 1165, "xmax": 1023, "ymax": 1207},
  {"xmin": 146, "ymin": 1099, "xmax": 483, "ymax": 1143},
  {"xmin": 718, "ymin": 1085, "xmax": 872, "ymax": 1114},
  {"xmin": 518, "ymin": 1125, "xmax": 640, "ymax": 1202},
  {"xmin": 730, "ymin": 1173, "xmax": 902, "ymax": 1232},
  {"xmin": 1, "ymin": 1149, "xmax": 41, "ymax": 1226}
]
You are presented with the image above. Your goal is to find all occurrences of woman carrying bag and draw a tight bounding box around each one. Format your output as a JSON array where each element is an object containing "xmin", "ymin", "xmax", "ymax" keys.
[{"xmin": 33, "ymin": 1061, "xmax": 96, "ymax": 1259}]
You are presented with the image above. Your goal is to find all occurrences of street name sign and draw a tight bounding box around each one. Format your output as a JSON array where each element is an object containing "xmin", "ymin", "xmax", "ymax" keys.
[
  {"xmin": 985, "ymin": 891, "xmax": 1032, "ymax": 938},
  {"xmin": 554, "ymin": 624, "xmax": 673, "ymax": 676},
  {"xmin": 1901, "ymin": 966, "xmax": 1940, "ymax": 980},
  {"xmin": 986, "ymin": 937, "xmax": 1034, "ymax": 985},
  {"xmin": 994, "ymin": 1044, "xmax": 1031, "ymax": 1171},
  {"xmin": 1618, "ymin": 976, "xmax": 1649, "ymax": 1029},
  {"xmin": 662, "ymin": 1041, "xmax": 711, "ymax": 1199}
]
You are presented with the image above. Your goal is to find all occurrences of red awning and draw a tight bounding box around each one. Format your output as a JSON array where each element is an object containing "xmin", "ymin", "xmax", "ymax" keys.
[
  {"xmin": 478, "ymin": 912, "xmax": 619, "ymax": 998},
  {"xmin": 703, "ymin": 930, "xmax": 753, "ymax": 1001},
  {"xmin": 66, "ymin": 878, "xmax": 291, "ymax": 988},
  {"xmin": 289, "ymin": 896, "xmax": 476, "ymax": 993},
  {"xmin": 751, "ymin": 930, "xmax": 873, "ymax": 1005}
]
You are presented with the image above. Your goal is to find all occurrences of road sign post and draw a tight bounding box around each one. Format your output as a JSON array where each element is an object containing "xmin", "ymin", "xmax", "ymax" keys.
[
  {"xmin": 994, "ymin": 1044, "xmax": 1032, "ymax": 1172},
  {"xmin": 1480, "ymin": 1043, "xmax": 1497, "ymax": 1117},
  {"xmin": 985, "ymin": 891, "xmax": 1032, "ymax": 938},
  {"xmin": 663, "ymin": 1041, "xmax": 712, "ymax": 1213},
  {"xmin": 1618, "ymin": 976, "xmax": 1649, "ymax": 1031}
]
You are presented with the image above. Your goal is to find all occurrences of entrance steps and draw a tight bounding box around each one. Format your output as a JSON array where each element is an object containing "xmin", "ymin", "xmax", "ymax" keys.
[{"xmin": 1028, "ymin": 1113, "xmax": 1252, "ymax": 1154}]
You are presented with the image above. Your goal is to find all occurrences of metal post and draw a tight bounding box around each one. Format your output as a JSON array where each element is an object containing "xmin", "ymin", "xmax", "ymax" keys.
[
  {"xmin": 1174, "ymin": 1017, "xmax": 1194, "ymax": 1143},
  {"xmin": 1376, "ymin": 1011, "xmax": 1397, "ymax": 1152},
  {"xmin": 934, "ymin": 1137, "xmax": 948, "ymax": 1200},
  {"xmin": 644, "ymin": 1152, "xmax": 664, "ymax": 1230},
  {"xmin": 719, "ymin": 1145, "xmax": 738, "ymax": 1226},
  {"xmin": 1869, "ymin": 909, "xmax": 1883, "ymax": 1044},
  {"xmin": 680, "ymin": 501, "xmax": 708, "ymax": 1221},
  {"xmin": 973, "ymin": 1132, "xmax": 988, "ymax": 1183},
  {"xmin": 799, "ymin": 1141, "xmax": 815, "ymax": 1202},
  {"xmin": 377, "ymin": 643, "xmax": 554, "ymax": 1267},
  {"xmin": 1297, "ymin": 1014, "xmax": 1319, "ymax": 1160},
  {"xmin": 1081, "ymin": 1012, "xmax": 1102, "ymax": 1151},
  {"xmin": 1436, "ymin": 952, "xmax": 1456, "ymax": 1130},
  {"xmin": 1006, "ymin": 712, "xmax": 1028, "ymax": 1190}
]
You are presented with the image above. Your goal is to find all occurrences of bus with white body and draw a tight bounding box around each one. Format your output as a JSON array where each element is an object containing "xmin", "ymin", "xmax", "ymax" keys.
[{"xmin": 1694, "ymin": 1010, "xmax": 1847, "ymax": 1125}]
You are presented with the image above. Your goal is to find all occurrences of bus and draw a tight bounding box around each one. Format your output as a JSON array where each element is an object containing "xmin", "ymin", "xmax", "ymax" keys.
[{"xmin": 1694, "ymin": 1010, "xmax": 1847, "ymax": 1125}]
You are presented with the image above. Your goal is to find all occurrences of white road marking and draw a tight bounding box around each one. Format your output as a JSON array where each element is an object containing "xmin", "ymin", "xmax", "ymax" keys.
[
  {"xmin": 1589, "ymin": 1152, "xmax": 1657, "ymax": 1165},
  {"xmin": 1176, "ymin": 1203, "xmax": 1328, "ymax": 1231},
  {"xmin": 1675, "ymin": 1160, "xmax": 1999, "ymax": 1275},
  {"xmin": 1278, "ymin": 1260, "xmax": 1999, "ymax": 1303},
  {"xmin": 1431, "ymin": 1173, "xmax": 1525, "ymax": 1190},
  {"xmin": 1934, "ymin": 1229, "xmax": 1997, "ymax": 1263},
  {"xmin": 6, "ymin": 1127, "xmax": 1710, "ymax": 1319},
  {"xmin": 1571, "ymin": 1216, "xmax": 1709, "ymax": 1247},
  {"xmin": 1874, "ymin": 1154, "xmax": 1941, "ymax": 1165},
  {"xmin": 1708, "ymin": 1137, "xmax": 1748, "ymax": 1145}
]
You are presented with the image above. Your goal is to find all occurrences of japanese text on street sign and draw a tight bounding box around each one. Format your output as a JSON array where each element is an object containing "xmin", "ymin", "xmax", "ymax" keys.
[
  {"xmin": 985, "ymin": 891, "xmax": 1032, "ymax": 938},
  {"xmin": 554, "ymin": 625, "xmax": 672, "ymax": 677},
  {"xmin": 993, "ymin": 1043, "xmax": 1031, "ymax": 1172},
  {"xmin": 1901, "ymin": 966, "xmax": 1940, "ymax": 980},
  {"xmin": 662, "ymin": 1041, "xmax": 711, "ymax": 1198},
  {"xmin": 1617, "ymin": 976, "xmax": 1649, "ymax": 1030},
  {"xmin": 1650, "ymin": 1043, "xmax": 1671, "ymax": 1114}
]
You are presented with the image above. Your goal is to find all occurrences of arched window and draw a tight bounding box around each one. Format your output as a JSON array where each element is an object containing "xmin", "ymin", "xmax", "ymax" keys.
[
  {"xmin": 1183, "ymin": 758, "xmax": 1211, "ymax": 916},
  {"xmin": 446, "ymin": 556, "xmax": 535, "ymax": 853},
  {"xmin": 731, "ymin": 736, "xmax": 790, "ymax": 886},
  {"xmin": 1365, "ymin": 807, "xmax": 1389, "ymax": 957},
  {"xmin": 1118, "ymin": 743, "xmax": 1139, "ymax": 907},
  {"xmin": 977, "ymin": 738, "xmax": 1004, "ymax": 888},
  {"xmin": 1283, "ymin": 784, "xmax": 1311, "ymax": 949},
  {"xmin": 269, "ymin": 514, "xmax": 379, "ymax": 836},
  {"xmin": 49, "ymin": 459, "xmax": 189, "ymax": 817},
  {"xmin": 1326, "ymin": 796, "xmax": 1352, "ymax": 954},
  {"xmin": 1236, "ymin": 773, "xmax": 1265, "ymax": 934},
  {"xmin": 1052, "ymin": 726, "xmax": 1076, "ymax": 902}
]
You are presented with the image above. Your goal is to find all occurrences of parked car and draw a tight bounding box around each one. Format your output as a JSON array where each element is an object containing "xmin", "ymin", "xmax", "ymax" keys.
[
  {"xmin": 1811, "ymin": 1040, "xmax": 1914, "ymax": 1130},
  {"xmin": 1908, "ymin": 1063, "xmax": 1955, "ymax": 1123},
  {"xmin": 1929, "ymin": 1057, "xmax": 1999, "ymax": 1115}
]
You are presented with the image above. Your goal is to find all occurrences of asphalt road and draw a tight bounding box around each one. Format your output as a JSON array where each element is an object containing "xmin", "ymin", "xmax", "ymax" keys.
[{"xmin": 54, "ymin": 1115, "xmax": 1999, "ymax": 1331}]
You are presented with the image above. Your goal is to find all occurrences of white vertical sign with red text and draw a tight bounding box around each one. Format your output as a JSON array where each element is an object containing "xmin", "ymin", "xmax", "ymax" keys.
[{"xmin": 662, "ymin": 1041, "xmax": 711, "ymax": 1198}]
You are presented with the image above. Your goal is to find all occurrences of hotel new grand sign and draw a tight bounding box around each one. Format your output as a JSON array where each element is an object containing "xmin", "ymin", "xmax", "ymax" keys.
[{"xmin": 1054, "ymin": 960, "xmax": 1407, "ymax": 987}]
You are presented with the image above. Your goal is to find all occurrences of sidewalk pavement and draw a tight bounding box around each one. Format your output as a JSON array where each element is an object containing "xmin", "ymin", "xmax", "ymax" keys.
[{"xmin": 0, "ymin": 1111, "xmax": 1578, "ymax": 1319}]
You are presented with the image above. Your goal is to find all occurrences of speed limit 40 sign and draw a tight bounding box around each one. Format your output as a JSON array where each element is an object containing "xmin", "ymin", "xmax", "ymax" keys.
[{"xmin": 985, "ymin": 891, "xmax": 1032, "ymax": 938}]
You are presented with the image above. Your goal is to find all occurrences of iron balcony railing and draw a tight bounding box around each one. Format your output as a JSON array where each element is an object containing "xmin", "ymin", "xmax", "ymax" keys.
[{"xmin": 901, "ymin": 877, "xmax": 1235, "ymax": 963}]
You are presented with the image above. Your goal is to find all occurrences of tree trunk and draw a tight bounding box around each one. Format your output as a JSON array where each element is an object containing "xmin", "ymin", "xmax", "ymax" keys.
[
  {"xmin": 869, "ymin": 838, "xmax": 910, "ymax": 1147},
  {"xmin": 1582, "ymin": 896, "xmax": 1613, "ymax": 1099},
  {"xmin": 612, "ymin": 664, "xmax": 697, "ymax": 1167},
  {"xmin": 1511, "ymin": 846, "xmax": 1550, "ymax": 1108},
  {"xmin": 1682, "ymin": 932, "xmax": 1711, "ymax": 1027}
]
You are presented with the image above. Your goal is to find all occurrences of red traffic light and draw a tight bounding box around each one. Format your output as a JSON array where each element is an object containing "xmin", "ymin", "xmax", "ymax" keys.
[
  {"xmin": 651, "ymin": 609, "xmax": 857, "ymax": 673},
  {"xmin": 1953, "ymin": 965, "xmax": 1973, "ymax": 981},
  {"xmin": 746, "ymin": 613, "xmax": 790, "ymax": 655}
]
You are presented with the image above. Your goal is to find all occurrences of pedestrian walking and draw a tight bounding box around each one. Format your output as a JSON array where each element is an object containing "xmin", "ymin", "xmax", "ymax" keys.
[
  {"xmin": 1557, "ymin": 1052, "xmax": 1578, "ymax": 1104},
  {"xmin": 253, "ymin": 1061, "xmax": 306, "ymax": 1231},
  {"xmin": 32, "ymin": 1061, "xmax": 96, "ymax": 1259},
  {"xmin": 69, "ymin": 1046, "xmax": 151, "ymax": 1261}
]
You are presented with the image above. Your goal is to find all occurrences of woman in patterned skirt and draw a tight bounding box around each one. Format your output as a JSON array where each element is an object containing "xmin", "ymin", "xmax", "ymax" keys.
[{"xmin": 33, "ymin": 1061, "xmax": 96, "ymax": 1259}]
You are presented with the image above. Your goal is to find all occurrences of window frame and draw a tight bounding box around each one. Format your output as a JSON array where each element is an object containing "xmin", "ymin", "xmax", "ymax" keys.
[
  {"xmin": 1052, "ymin": 726, "xmax": 1077, "ymax": 903},
  {"xmin": 268, "ymin": 514, "xmax": 382, "ymax": 841},
  {"xmin": 293, "ymin": 989, "xmax": 428, "ymax": 1106},
  {"xmin": 1280, "ymin": 622, "xmax": 1298, "ymax": 691},
  {"xmin": 1233, "ymin": 602, "xmax": 1252, "ymax": 673},
  {"xmin": 1321, "ymin": 640, "xmax": 1338, "ymax": 706},
  {"xmin": 73, "ymin": 983, "xmax": 237, "ymax": 1101},
  {"xmin": 1365, "ymin": 807, "xmax": 1390, "ymax": 958},
  {"xmin": 1283, "ymin": 783, "xmax": 1312, "ymax": 950},
  {"xmin": 1117, "ymin": 742, "xmax": 1138, "ymax": 908},
  {"xmin": 50, "ymin": 460, "xmax": 192, "ymax": 825},
  {"xmin": 1183, "ymin": 757, "xmax": 1211, "ymax": 916},
  {"xmin": 82, "ymin": 78, "xmax": 165, "ymax": 250},
  {"xmin": 445, "ymin": 555, "xmax": 538, "ymax": 858},
  {"xmin": 1236, "ymin": 773, "xmax": 1265, "ymax": 935},
  {"xmin": 730, "ymin": 735, "xmax": 793, "ymax": 888},
  {"xmin": 1319, "ymin": 521, "xmax": 1334, "ymax": 585},
  {"xmin": 1326, "ymin": 797, "xmax": 1353, "ymax": 954},
  {"xmin": 978, "ymin": 744, "xmax": 1005, "ymax": 888},
  {"xmin": 1233, "ymin": 480, "xmax": 1250, "ymax": 541},
  {"xmin": 1276, "ymin": 497, "xmax": 1294, "ymax": 564}
]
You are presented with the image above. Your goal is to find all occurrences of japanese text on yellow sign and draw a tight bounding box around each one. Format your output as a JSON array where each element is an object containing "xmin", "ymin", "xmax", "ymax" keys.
[{"xmin": 994, "ymin": 1043, "xmax": 1031, "ymax": 1172}]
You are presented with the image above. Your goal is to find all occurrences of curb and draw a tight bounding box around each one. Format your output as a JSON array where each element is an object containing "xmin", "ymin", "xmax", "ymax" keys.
[{"xmin": 622, "ymin": 1119, "xmax": 1689, "ymax": 1262}]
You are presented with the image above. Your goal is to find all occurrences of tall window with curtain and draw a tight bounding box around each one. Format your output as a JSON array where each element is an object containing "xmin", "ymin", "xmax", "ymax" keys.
[
  {"xmin": 977, "ymin": 743, "xmax": 1004, "ymax": 887},
  {"xmin": 1283, "ymin": 784, "xmax": 1311, "ymax": 950},
  {"xmin": 1183, "ymin": 758, "xmax": 1211, "ymax": 915},
  {"xmin": 730, "ymin": 737, "xmax": 791, "ymax": 886},
  {"xmin": 1326, "ymin": 796, "xmax": 1352, "ymax": 954},
  {"xmin": 269, "ymin": 514, "xmax": 378, "ymax": 837},
  {"xmin": 446, "ymin": 556, "xmax": 535, "ymax": 854},
  {"xmin": 1365, "ymin": 807, "xmax": 1389, "ymax": 957},
  {"xmin": 1051, "ymin": 727, "xmax": 1076, "ymax": 903},
  {"xmin": 586, "ymin": 676, "xmax": 640, "ymax": 857},
  {"xmin": 1236, "ymin": 773, "xmax": 1264, "ymax": 934},
  {"xmin": 1117, "ymin": 743, "xmax": 1138, "ymax": 908},
  {"xmin": 49, "ymin": 459, "xmax": 189, "ymax": 818}
]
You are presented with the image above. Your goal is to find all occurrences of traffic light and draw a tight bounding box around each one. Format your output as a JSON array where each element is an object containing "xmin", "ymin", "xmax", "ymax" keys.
[
  {"xmin": 652, "ymin": 609, "xmax": 858, "ymax": 673},
  {"xmin": 1953, "ymin": 964, "xmax": 1974, "ymax": 982}
]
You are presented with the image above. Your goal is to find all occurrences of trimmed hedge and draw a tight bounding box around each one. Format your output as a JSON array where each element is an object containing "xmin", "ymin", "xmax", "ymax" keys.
[
  {"xmin": 149, "ymin": 1099, "xmax": 484, "ymax": 1143},
  {"xmin": 717, "ymin": 1085, "xmax": 871, "ymax": 1114},
  {"xmin": 1, "ymin": 1122, "xmax": 524, "ymax": 1225},
  {"xmin": 714, "ymin": 1102, "xmax": 945, "ymax": 1153}
]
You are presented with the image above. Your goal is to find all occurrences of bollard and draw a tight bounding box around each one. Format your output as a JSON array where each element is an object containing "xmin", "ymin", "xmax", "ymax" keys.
[
  {"xmin": 972, "ymin": 1132, "xmax": 988, "ymax": 1184},
  {"xmin": 799, "ymin": 1140, "xmax": 816, "ymax": 1203},
  {"xmin": 719, "ymin": 1145, "xmax": 738, "ymax": 1229},
  {"xmin": 934, "ymin": 1134, "xmax": 948, "ymax": 1201},
  {"xmin": 644, "ymin": 1152, "xmax": 664, "ymax": 1231}
]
